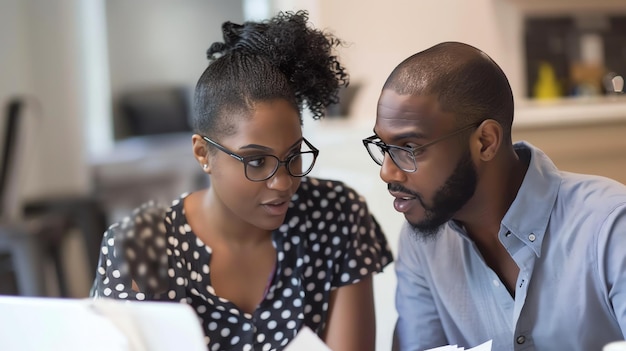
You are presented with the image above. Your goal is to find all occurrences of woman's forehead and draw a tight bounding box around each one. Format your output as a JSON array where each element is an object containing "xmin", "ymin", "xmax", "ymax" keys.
[{"xmin": 226, "ymin": 100, "xmax": 302, "ymax": 149}]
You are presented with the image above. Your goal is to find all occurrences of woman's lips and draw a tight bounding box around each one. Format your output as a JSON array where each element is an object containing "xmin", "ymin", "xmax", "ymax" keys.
[{"xmin": 262, "ymin": 201, "xmax": 290, "ymax": 216}]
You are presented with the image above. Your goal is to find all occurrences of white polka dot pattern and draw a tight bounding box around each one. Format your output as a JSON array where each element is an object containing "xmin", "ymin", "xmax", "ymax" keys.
[{"xmin": 90, "ymin": 177, "xmax": 393, "ymax": 350}]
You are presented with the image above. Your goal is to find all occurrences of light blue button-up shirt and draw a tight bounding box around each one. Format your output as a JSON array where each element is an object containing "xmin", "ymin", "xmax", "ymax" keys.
[{"xmin": 395, "ymin": 142, "xmax": 626, "ymax": 351}]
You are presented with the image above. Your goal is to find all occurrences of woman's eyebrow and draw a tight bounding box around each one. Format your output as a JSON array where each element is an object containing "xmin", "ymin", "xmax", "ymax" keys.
[{"xmin": 239, "ymin": 138, "xmax": 303, "ymax": 152}]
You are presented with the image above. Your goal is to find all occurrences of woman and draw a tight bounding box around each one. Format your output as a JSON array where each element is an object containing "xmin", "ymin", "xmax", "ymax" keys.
[{"xmin": 91, "ymin": 10, "xmax": 393, "ymax": 351}]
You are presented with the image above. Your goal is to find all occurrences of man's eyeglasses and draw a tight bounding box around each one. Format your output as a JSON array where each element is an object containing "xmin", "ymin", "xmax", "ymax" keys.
[
  {"xmin": 362, "ymin": 121, "xmax": 481, "ymax": 173},
  {"xmin": 202, "ymin": 136, "xmax": 319, "ymax": 181}
]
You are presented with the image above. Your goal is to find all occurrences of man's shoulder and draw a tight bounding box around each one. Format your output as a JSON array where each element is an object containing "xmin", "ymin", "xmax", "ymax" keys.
[
  {"xmin": 559, "ymin": 171, "xmax": 626, "ymax": 206},
  {"xmin": 521, "ymin": 141, "xmax": 626, "ymax": 199}
]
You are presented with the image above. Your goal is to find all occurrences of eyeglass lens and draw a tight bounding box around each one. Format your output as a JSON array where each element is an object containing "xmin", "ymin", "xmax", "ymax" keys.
[
  {"xmin": 365, "ymin": 143, "xmax": 415, "ymax": 172},
  {"xmin": 245, "ymin": 152, "xmax": 316, "ymax": 181}
]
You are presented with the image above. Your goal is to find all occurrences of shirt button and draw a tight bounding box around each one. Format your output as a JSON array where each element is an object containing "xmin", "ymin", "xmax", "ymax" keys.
[
  {"xmin": 492, "ymin": 279, "xmax": 500, "ymax": 287},
  {"xmin": 516, "ymin": 335, "xmax": 526, "ymax": 344},
  {"xmin": 528, "ymin": 233, "xmax": 536, "ymax": 242},
  {"xmin": 505, "ymin": 231, "xmax": 511, "ymax": 237}
]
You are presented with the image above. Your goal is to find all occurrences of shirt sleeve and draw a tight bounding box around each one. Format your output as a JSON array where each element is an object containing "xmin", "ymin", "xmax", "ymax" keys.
[
  {"xmin": 395, "ymin": 222, "xmax": 447, "ymax": 351},
  {"xmin": 330, "ymin": 185, "xmax": 394, "ymax": 288},
  {"xmin": 598, "ymin": 204, "xmax": 626, "ymax": 337},
  {"xmin": 90, "ymin": 202, "xmax": 170, "ymax": 299}
]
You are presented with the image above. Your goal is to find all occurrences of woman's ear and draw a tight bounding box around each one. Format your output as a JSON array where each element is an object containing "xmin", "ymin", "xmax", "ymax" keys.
[
  {"xmin": 192, "ymin": 134, "xmax": 211, "ymax": 173},
  {"xmin": 476, "ymin": 119, "xmax": 502, "ymax": 161}
]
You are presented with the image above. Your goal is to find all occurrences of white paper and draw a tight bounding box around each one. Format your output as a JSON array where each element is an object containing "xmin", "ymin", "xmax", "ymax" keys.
[
  {"xmin": 284, "ymin": 326, "xmax": 332, "ymax": 351},
  {"xmin": 425, "ymin": 339, "xmax": 492, "ymax": 351}
]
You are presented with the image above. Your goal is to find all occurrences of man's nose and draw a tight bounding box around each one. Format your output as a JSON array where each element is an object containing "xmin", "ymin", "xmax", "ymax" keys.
[{"xmin": 380, "ymin": 154, "xmax": 407, "ymax": 185}]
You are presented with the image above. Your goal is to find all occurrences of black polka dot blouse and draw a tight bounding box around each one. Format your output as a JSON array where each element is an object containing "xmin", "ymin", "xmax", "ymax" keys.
[{"xmin": 91, "ymin": 177, "xmax": 393, "ymax": 351}]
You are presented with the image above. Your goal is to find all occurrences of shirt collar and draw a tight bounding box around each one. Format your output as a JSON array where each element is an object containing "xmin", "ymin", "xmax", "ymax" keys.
[{"xmin": 500, "ymin": 141, "xmax": 562, "ymax": 257}]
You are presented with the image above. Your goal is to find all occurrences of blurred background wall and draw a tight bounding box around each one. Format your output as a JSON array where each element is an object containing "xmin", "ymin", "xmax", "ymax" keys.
[
  {"xmin": 1, "ymin": 0, "xmax": 91, "ymax": 201},
  {"xmin": 1, "ymin": 1, "xmax": 626, "ymax": 350}
]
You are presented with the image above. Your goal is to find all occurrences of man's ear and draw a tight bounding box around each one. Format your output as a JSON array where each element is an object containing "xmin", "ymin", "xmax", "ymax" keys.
[
  {"xmin": 192, "ymin": 134, "xmax": 211, "ymax": 173},
  {"xmin": 475, "ymin": 119, "xmax": 502, "ymax": 161}
]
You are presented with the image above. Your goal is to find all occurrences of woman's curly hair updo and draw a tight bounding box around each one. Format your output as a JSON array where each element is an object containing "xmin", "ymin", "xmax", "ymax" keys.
[{"xmin": 193, "ymin": 10, "xmax": 349, "ymax": 138}]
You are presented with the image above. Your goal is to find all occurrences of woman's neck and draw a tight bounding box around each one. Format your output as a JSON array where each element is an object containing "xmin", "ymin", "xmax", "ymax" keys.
[{"xmin": 185, "ymin": 189, "xmax": 272, "ymax": 249}]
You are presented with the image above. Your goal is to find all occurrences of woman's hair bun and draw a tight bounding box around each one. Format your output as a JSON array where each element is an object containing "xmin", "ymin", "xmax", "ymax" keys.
[{"xmin": 205, "ymin": 10, "xmax": 348, "ymax": 119}]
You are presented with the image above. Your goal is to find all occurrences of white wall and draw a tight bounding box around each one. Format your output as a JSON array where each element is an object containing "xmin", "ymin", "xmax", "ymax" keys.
[
  {"xmin": 0, "ymin": 1, "xmax": 31, "ymax": 104},
  {"xmin": 106, "ymin": 0, "xmax": 243, "ymax": 94},
  {"xmin": 0, "ymin": 0, "xmax": 91, "ymax": 203},
  {"xmin": 105, "ymin": 0, "xmax": 244, "ymax": 140},
  {"xmin": 315, "ymin": 0, "xmax": 525, "ymax": 122}
]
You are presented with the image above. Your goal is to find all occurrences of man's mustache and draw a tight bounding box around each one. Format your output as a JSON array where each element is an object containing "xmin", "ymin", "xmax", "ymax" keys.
[
  {"xmin": 387, "ymin": 183, "xmax": 430, "ymax": 210},
  {"xmin": 388, "ymin": 183, "xmax": 418, "ymax": 197}
]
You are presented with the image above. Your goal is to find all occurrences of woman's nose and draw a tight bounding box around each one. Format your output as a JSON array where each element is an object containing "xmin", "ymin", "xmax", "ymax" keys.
[{"xmin": 266, "ymin": 165, "xmax": 293, "ymax": 190}]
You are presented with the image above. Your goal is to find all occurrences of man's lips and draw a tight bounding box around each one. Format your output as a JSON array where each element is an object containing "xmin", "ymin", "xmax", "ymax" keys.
[
  {"xmin": 389, "ymin": 190, "xmax": 418, "ymax": 213},
  {"xmin": 389, "ymin": 190, "xmax": 417, "ymax": 201}
]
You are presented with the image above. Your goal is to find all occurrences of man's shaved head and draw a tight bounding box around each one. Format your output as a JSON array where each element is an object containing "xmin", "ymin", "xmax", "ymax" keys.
[{"xmin": 383, "ymin": 42, "xmax": 514, "ymax": 140}]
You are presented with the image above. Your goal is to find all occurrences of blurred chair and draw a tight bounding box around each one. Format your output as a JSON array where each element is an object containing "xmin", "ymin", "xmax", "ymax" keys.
[
  {"xmin": 114, "ymin": 85, "xmax": 192, "ymax": 140},
  {"xmin": 0, "ymin": 97, "xmax": 48, "ymax": 295},
  {"xmin": 0, "ymin": 97, "xmax": 107, "ymax": 297}
]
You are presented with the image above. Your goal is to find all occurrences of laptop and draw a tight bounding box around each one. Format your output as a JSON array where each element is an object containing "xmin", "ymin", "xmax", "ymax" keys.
[{"xmin": 0, "ymin": 296, "xmax": 206, "ymax": 351}]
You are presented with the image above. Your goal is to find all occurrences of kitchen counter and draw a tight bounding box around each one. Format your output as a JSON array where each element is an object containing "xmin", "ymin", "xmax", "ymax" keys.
[{"xmin": 513, "ymin": 95, "xmax": 626, "ymax": 129}]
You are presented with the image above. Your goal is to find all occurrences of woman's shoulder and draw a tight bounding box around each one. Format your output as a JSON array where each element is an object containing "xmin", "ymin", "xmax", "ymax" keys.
[
  {"xmin": 106, "ymin": 193, "xmax": 190, "ymax": 234},
  {"xmin": 287, "ymin": 176, "xmax": 375, "ymax": 233},
  {"xmin": 299, "ymin": 176, "xmax": 363, "ymax": 202},
  {"xmin": 288, "ymin": 180, "xmax": 393, "ymax": 283},
  {"xmin": 97, "ymin": 195, "xmax": 192, "ymax": 294}
]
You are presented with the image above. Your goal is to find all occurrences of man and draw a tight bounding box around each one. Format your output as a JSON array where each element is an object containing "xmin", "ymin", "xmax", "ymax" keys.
[{"xmin": 362, "ymin": 41, "xmax": 626, "ymax": 350}]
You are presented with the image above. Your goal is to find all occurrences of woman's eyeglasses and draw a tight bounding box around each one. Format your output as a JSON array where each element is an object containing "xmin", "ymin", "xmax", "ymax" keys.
[{"xmin": 202, "ymin": 136, "xmax": 319, "ymax": 181}]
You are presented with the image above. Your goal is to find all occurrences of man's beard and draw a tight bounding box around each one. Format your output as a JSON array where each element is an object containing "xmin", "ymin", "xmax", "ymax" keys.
[{"xmin": 401, "ymin": 150, "xmax": 478, "ymax": 240}]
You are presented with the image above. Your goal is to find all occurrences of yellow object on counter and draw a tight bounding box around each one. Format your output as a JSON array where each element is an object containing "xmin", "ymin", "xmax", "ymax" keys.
[{"xmin": 533, "ymin": 62, "xmax": 562, "ymax": 100}]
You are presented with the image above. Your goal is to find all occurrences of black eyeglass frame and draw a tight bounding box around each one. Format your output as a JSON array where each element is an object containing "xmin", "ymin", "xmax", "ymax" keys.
[
  {"xmin": 201, "ymin": 135, "xmax": 320, "ymax": 181},
  {"xmin": 362, "ymin": 121, "xmax": 483, "ymax": 173}
]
